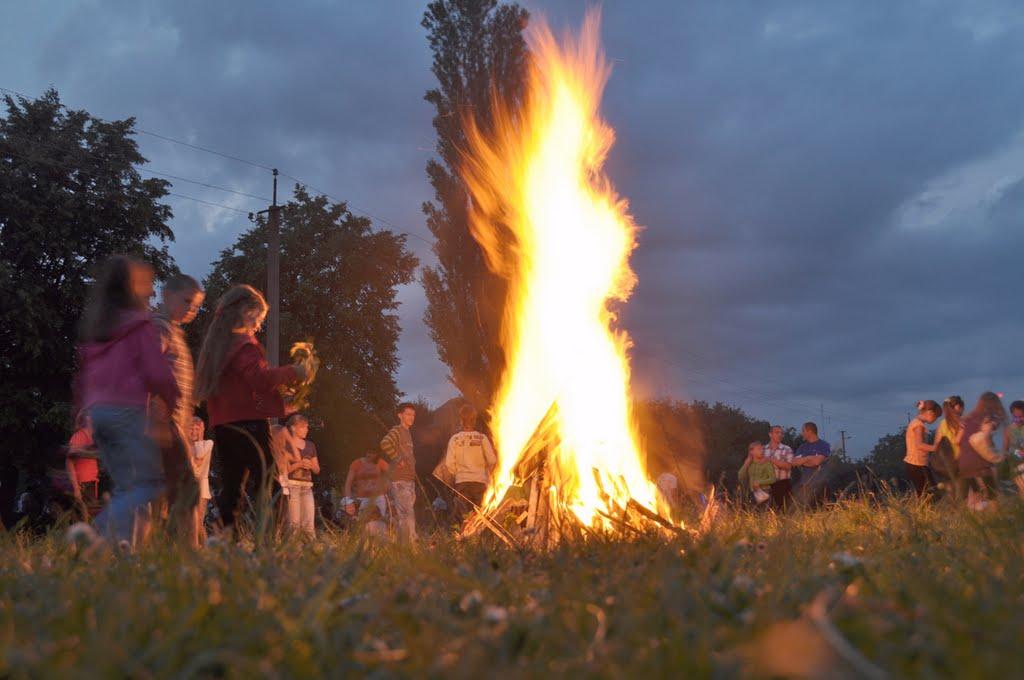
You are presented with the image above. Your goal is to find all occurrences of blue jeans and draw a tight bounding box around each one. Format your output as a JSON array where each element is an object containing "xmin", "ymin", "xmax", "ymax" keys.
[{"xmin": 91, "ymin": 406, "xmax": 165, "ymax": 545}]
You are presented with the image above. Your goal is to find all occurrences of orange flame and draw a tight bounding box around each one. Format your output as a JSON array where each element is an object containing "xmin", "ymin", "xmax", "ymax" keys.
[{"xmin": 462, "ymin": 11, "xmax": 660, "ymax": 529}]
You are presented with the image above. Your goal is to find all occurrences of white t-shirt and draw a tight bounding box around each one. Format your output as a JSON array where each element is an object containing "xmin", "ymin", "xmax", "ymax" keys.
[
  {"xmin": 192, "ymin": 440, "xmax": 214, "ymax": 500},
  {"xmin": 444, "ymin": 430, "xmax": 497, "ymax": 485}
]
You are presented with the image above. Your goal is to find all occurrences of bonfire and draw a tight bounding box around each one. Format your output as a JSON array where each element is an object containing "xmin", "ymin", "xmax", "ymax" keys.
[{"xmin": 458, "ymin": 11, "xmax": 694, "ymax": 545}]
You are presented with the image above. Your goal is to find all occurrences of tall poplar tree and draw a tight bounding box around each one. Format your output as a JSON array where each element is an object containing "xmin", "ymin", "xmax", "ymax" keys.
[{"xmin": 420, "ymin": 0, "xmax": 529, "ymax": 409}]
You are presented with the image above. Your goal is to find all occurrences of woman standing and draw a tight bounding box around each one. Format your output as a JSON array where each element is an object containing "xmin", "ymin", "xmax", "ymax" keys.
[
  {"xmin": 195, "ymin": 285, "xmax": 305, "ymax": 532},
  {"xmin": 76, "ymin": 256, "xmax": 180, "ymax": 548},
  {"xmin": 958, "ymin": 392, "xmax": 1008, "ymax": 508},
  {"xmin": 904, "ymin": 400, "xmax": 941, "ymax": 496}
]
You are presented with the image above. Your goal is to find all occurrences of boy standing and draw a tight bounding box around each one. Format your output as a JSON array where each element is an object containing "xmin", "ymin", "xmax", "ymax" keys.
[
  {"xmin": 739, "ymin": 442, "xmax": 776, "ymax": 505},
  {"xmin": 380, "ymin": 403, "xmax": 417, "ymax": 543},
  {"xmin": 151, "ymin": 274, "xmax": 204, "ymax": 545}
]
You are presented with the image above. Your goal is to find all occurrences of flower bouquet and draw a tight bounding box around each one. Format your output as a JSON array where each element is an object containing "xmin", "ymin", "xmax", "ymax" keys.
[{"xmin": 280, "ymin": 341, "xmax": 320, "ymax": 411}]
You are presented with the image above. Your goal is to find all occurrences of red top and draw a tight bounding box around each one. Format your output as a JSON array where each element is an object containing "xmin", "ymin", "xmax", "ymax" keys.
[
  {"xmin": 206, "ymin": 335, "xmax": 298, "ymax": 427},
  {"xmin": 68, "ymin": 429, "xmax": 99, "ymax": 484}
]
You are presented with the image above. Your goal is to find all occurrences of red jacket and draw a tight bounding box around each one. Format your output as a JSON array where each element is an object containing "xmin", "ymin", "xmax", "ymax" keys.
[
  {"xmin": 76, "ymin": 311, "xmax": 180, "ymax": 415},
  {"xmin": 207, "ymin": 335, "xmax": 298, "ymax": 427}
]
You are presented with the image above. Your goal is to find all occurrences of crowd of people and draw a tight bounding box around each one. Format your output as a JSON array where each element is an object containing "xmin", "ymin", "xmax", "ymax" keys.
[
  {"xmin": 14, "ymin": 254, "xmax": 1024, "ymax": 549},
  {"xmin": 730, "ymin": 394, "xmax": 1024, "ymax": 512},
  {"xmin": 47, "ymin": 254, "xmax": 500, "ymax": 551}
]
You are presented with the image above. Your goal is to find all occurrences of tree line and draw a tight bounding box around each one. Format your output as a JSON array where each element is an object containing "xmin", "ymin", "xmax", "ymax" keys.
[{"xmin": 0, "ymin": 1, "xmax": 912, "ymax": 517}]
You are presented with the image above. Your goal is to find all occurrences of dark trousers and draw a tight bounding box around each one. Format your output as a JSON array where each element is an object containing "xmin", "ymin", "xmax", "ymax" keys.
[
  {"xmin": 904, "ymin": 462, "xmax": 934, "ymax": 497},
  {"xmin": 453, "ymin": 481, "xmax": 487, "ymax": 525},
  {"xmin": 214, "ymin": 420, "xmax": 276, "ymax": 528},
  {"xmin": 769, "ymin": 478, "xmax": 793, "ymax": 510}
]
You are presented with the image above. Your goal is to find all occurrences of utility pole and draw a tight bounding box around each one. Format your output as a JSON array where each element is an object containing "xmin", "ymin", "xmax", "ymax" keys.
[
  {"xmin": 840, "ymin": 429, "xmax": 850, "ymax": 457},
  {"xmin": 257, "ymin": 169, "xmax": 281, "ymax": 367}
]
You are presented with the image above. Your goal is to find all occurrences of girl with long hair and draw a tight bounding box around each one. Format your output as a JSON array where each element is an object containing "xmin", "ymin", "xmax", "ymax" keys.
[
  {"xmin": 76, "ymin": 255, "xmax": 180, "ymax": 548},
  {"xmin": 932, "ymin": 395, "xmax": 964, "ymax": 496},
  {"xmin": 195, "ymin": 285, "xmax": 306, "ymax": 531},
  {"xmin": 904, "ymin": 400, "xmax": 941, "ymax": 496},
  {"xmin": 958, "ymin": 392, "xmax": 1008, "ymax": 507}
]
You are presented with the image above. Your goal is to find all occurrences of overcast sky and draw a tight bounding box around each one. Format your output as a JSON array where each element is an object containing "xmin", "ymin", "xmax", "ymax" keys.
[{"xmin": 3, "ymin": 1, "xmax": 1023, "ymax": 457}]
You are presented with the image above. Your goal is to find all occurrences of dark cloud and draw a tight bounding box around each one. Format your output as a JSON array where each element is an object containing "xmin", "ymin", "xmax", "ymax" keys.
[{"xmin": 3, "ymin": 0, "xmax": 1022, "ymax": 454}]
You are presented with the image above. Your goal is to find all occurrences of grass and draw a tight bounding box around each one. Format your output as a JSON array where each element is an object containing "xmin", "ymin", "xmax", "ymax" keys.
[{"xmin": 1, "ymin": 495, "xmax": 1022, "ymax": 678}]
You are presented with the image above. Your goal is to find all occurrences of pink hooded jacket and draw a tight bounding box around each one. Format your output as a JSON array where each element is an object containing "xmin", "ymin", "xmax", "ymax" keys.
[{"xmin": 76, "ymin": 310, "xmax": 180, "ymax": 415}]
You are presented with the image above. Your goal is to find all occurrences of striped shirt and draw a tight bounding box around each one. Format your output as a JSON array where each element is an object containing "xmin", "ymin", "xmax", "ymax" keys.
[
  {"xmin": 763, "ymin": 442, "xmax": 794, "ymax": 480},
  {"xmin": 152, "ymin": 309, "xmax": 195, "ymax": 435},
  {"xmin": 380, "ymin": 425, "xmax": 415, "ymax": 482}
]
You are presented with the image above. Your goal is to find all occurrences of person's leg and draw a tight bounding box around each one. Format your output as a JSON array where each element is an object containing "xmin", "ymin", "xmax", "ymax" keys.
[
  {"xmin": 300, "ymin": 487, "xmax": 316, "ymax": 537},
  {"xmin": 213, "ymin": 425, "xmax": 249, "ymax": 529},
  {"xmin": 389, "ymin": 481, "xmax": 416, "ymax": 543},
  {"xmin": 904, "ymin": 463, "xmax": 927, "ymax": 496},
  {"xmin": 286, "ymin": 485, "xmax": 302, "ymax": 531},
  {"xmin": 92, "ymin": 406, "xmax": 166, "ymax": 548}
]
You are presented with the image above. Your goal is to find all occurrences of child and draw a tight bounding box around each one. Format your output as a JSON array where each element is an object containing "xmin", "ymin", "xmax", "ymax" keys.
[
  {"xmin": 281, "ymin": 414, "xmax": 320, "ymax": 538},
  {"xmin": 380, "ymin": 403, "xmax": 417, "ymax": 543},
  {"xmin": 958, "ymin": 392, "xmax": 1007, "ymax": 510},
  {"xmin": 66, "ymin": 412, "xmax": 102, "ymax": 519},
  {"xmin": 965, "ymin": 416, "xmax": 1005, "ymax": 510},
  {"xmin": 442, "ymin": 404, "xmax": 497, "ymax": 525},
  {"xmin": 190, "ymin": 416, "xmax": 214, "ymax": 541},
  {"xmin": 343, "ymin": 449, "xmax": 389, "ymax": 524},
  {"xmin": 932, "ymin": 395, "xmax": 964, "ymax": 496},
  {"xmin": 1005, "ymin": 400, "xmax": 1024, "ymax": 497},
  {"xmin": 75, "ymin": 255, "xmax": 180, "ymax": 548},
  {"xmin": 904, "ymin": 400, "xmax": 941, "ymax": 496},
  {"xmin": 739, "ymin": 442, "xmax": 776, "ymax": 505},
  {"xmin": 195, "ymin": 285, "xmax": 306, "ymax": 532}
]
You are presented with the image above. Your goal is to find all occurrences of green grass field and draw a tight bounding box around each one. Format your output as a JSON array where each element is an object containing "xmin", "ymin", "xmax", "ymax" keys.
[{"xmin": 2, "ymin": 496, "xmax": 1021, "ymax": 678}]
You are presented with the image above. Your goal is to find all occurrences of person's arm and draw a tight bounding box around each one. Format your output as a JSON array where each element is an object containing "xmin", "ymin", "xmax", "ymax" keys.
[
  {"xmin": 912, "ymin": 422, "xmax": 937, "ymax": 454},
  {"xmin": 770, "ymin": 457, "xmax": 793, "ymax": 470},
  {"xmin": 971, "ymin": 434, "xmax": 1004, "ymax": 463},
  {"xmin": 65, "ymin": 456, "xmax": 81, "ymax": 499},
  {"xmin": 483, "ymin": 436, "xmax": 497, "ymax": 475},
  {"xmin": 737, "ymin": 458, "xmax": 751, "ymax": 486},
  {"xmin": 137, "ymin": 322, "xmax": 181, "ymax": 414},
  {"xmin": 307, "ymin": 456, "xmax": 320, "ymax": 475},
  {"xmin": 444, "ymin": 436, "xmax": 458, "ymax": 475},
  {"xmin": 343, "ymin": 461, "xmax": 356, "ymax": 498},
  {"xmin": 236, "ymin": 343, "xmax": 300, "ymax": 396},
  {"xmin": 380, "ymin": 427, "xmax": 400, "ymax": 463},
  {"xmin": 1004, "ymin": 428, "xmax": 1012, "ymax": 454}
]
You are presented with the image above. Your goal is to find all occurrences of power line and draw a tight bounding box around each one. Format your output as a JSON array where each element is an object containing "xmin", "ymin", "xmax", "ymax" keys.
[
  {"xmin": 4, "ymin": 84, "xmax": 436, "ymax": 246},
  {"xmin": 166, "ymin": 191, "xmax": 251, "ymax": 214},
  {"xmin": 133, "ymin": 128, "xmax": 275, "ymax": 171},
  {"xmin": 2, "ymin": 146, "xmax": 258, "ymax": 216}
]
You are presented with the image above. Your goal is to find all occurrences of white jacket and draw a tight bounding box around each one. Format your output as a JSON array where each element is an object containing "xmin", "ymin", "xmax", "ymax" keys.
[{"xmin": 444, "ymin": 430, "xmax": 497, "ymax": 485}]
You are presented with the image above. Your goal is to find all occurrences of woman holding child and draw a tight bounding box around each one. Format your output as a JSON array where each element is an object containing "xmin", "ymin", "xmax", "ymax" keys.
[{"xmin": 195, "ymin": 285, "xmax": 307, "ymax": 532}]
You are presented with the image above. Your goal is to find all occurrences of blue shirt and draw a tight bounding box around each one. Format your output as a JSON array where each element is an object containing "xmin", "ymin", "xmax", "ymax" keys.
[{"xmin": 795, "ymin": 439, "xmax": 831, "ymax": 465}]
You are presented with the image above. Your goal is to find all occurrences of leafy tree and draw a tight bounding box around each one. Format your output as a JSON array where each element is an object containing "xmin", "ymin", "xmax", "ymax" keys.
[
  {"xmin": 196, "ymin": 187, "xmax": 418, "ymax": 482},
  {"xmin": 0, "ymin": 90, "xmax": 175, "ymax": 491},
  {"xmin": 865, "ymin": 429, "xmax": 907, "ymax": 483},
  {"xmin": 420, "ymin": 0, "xmax": 529, "ymax": 409}
]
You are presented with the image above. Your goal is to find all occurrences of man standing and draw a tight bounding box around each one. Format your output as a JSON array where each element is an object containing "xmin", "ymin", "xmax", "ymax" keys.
[
  {"xmin": 793, "ymin": 421, "xmax": 831, "ymax": 504},
  {"xmin": 152, "ymin": 274, "xmax": 204, "ymax": 545},
  {"xmin": 794, "ymin": 422, "xmax": 831, "ymax": 469},
  {"xmin": 763, "ymin": 425, "xmax": 795, "ymax": 510},
  {"xmin": 380, "ymin": 402, "xmax": 417, "ymax": 543},
  {"xmin": 443, "ymin": 404, "xmax": 497, "ymax": 525}
]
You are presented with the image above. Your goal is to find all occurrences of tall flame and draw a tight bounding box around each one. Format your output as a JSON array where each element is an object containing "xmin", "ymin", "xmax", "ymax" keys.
[{"xmin": 462, "ymin": 11, "xmax": 659, "ymax": 529}]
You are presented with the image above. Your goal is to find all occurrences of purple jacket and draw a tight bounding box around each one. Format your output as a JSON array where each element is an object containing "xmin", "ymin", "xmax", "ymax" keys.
[{"xmin": 76, "ymin": 311, "xmax": 180, "ymax": 415}]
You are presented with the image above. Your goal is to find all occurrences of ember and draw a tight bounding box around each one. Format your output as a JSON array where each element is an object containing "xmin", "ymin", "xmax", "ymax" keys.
[{"xmin": 459, "ymin": 11, "xmax": 674, "ymax": 538}]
